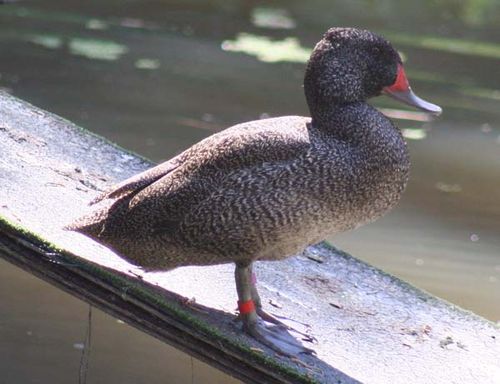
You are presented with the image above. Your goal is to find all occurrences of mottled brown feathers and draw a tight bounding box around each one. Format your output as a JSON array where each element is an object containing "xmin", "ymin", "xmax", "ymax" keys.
[{"xmin": 68, "ymin": 28, "xmax": 410, "ymax": 271}]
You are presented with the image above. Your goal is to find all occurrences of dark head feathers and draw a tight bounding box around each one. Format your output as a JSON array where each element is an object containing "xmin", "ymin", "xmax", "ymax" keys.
[{"xmin": 304, "ymin": 27, "xmax": 401, "ymax": 116}]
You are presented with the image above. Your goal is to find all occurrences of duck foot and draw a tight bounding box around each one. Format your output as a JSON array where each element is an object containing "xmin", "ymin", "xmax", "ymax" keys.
[
  {"xmin": 256, "ymin": 308, "xmax": 317, "ymax": 343},
  {"xmin": 244, "ymin": 317, "xmax": 315, "ymax": 357},
  {"xmin": 235, "ymin": 262, "xmax": 315, "ymax": 356}
]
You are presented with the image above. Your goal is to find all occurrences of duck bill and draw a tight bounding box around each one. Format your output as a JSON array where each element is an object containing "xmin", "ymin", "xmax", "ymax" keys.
[
  {"xmin": 384, "ymin": 87, "xmax": 442, "ymax": 116},
  {"xmin": 383, "ymin": 64, "xmax": 442, "ymax": 116}
]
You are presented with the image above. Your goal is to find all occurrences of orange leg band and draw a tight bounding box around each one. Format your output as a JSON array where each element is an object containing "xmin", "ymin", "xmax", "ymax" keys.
[{"xmin": 238, "ymin": 299, "xmax": 255, "ymax": 315}]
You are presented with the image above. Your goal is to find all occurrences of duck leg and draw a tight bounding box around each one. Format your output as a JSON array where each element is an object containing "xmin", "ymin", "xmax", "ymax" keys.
[
  {"xmin": 248, "ymin": 265, "xmax": 316, "ymax": 342},
  {"xmin": 247, "ymin": 264, "xmax": 279, "ymax": 323},
  {"xmin": 235, "ymin": 262, "xmax": 314, "ymax": 356}
]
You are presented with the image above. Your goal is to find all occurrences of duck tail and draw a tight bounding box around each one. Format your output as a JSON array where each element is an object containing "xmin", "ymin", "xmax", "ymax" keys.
[{"xmin": 63, "ymin": 199, "xmax": 117, "ymax": 238}]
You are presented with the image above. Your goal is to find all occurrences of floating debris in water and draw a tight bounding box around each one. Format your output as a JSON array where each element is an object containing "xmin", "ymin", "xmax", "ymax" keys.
[
  {"xmin": 118, "ymin": 18, "xmax": 159, "ymax": 31},
  {"xmin": 415, "ymin": 258, "xmax": 424, "ymax": 266},
  {"xmin": 135, "ymin": 58, "xmax": 161, "ymax": 70},
  {"xmin": 29, "ymin": 35, "xmax": 63, "ymax": 50},
  {"xmin": 86, "ymin": 19, "xmax": 108, "ymax": 30},
  {"xmin": 120, "ymin": 18, "xmax": 145, "ymax": 28},
  {"xmin": 470, "ymin": 233, "xmax": 480, "ymax": 242},
  {"xmin": 69, "ymin": 38, "xmax": 128, "ymax": 61},
  {"xmin": 73, "ymin": 342, "xmax": 85, "ymax": 350},
  {"xmin": 222, "ymin": 33, "xmax": 310, "ymax": 63},
  {"xmin": 29, "ymin": 34, "xmax": 128, "ymax": 61},
  {"xmin": 402, "ymin": 128, "xmax": 427, "ymax": 140},
  {"xmin": 435, "ymin": 182, "xmax": 462, "ymax": 193},
  {"xmin": 251, "ymin": 7, "xmax": 296, "ymax": 30}
]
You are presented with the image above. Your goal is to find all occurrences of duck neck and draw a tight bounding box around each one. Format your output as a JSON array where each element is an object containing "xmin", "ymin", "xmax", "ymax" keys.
[
  {"xmin": 308, "ymin": 100, "xmax": 408, "ymax": 164},
  {"xmin": 309, "ymin": 101, "xmax": 367, "ymax": 138}
]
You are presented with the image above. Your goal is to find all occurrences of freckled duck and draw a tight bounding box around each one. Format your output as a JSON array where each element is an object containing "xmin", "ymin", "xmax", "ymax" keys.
[{"xmin": 67, "ymin": 27, "xmax": 441, "ymax": 355}]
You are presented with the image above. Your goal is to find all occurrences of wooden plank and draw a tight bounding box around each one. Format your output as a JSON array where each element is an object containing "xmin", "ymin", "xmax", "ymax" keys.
[{"xmin": 0, "ymin": 92, "xmax": 498, "ymax": 384}]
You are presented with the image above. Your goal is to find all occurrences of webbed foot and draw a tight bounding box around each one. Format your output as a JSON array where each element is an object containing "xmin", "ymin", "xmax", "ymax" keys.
[
  {"xmin": 256, "ymin": 308, "xmax": 317, "ymax": 343},
  {"xmin": 235, "ymin": 262, "xmax": 316, "ymax": 356},
  {"xmin": 244, "ymin": 316, "xmax": 315, "ymax": 356}
]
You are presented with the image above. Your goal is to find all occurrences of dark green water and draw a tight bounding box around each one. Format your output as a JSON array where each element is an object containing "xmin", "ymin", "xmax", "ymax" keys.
[{"xmin": 1, "ymin": 1, "xmax": 499, "ymax": 382}]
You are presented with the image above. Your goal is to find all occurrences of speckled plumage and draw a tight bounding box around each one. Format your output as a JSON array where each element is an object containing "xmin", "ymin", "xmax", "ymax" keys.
[{"xmin": 68, "ymin": 28, "xmax": 410, "ymax": 272}]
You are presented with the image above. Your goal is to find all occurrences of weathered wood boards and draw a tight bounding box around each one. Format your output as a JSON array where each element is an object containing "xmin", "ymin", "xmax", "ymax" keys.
[{"xmin": 0, "ymin": 92, "xmax": 498, "ymax": 383}]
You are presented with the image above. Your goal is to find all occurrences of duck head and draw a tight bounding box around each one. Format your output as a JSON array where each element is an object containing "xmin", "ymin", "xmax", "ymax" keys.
[{"xmin": 304, "ymin": 28, "xmax": 442, "ymax": 117}]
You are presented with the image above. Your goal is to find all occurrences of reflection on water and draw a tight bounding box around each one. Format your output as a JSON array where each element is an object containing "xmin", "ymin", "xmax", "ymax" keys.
[
  {"xmin": 0, "ymin": 259, "xmax": 239, "ymax": 384},
  {"xmin": 250, "ymin": 7, "xmax": 296, "ymax": 30},
  {"xmin": 382, "ymin": 30, "xmax": 500, "ymax": 59},
  {"xmin": 0, "ymin": 0, "xmax": 499, "ymax": 381},
  {"xmin": 28, "ymin": 34, "xmax": 129, "ymax": 61},
  {"xmin": 221, "ymin": 33, "xmax": 310, "ymax": 63}
]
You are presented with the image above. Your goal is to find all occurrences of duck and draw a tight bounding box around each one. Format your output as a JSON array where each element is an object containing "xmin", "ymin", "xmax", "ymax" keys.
[{"xmin": 67, "ymin": 27, "xmax": 441, "ymax": 356}]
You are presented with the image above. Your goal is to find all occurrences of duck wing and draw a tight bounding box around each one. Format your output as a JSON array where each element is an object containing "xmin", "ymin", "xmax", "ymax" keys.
[
  {"xmin": 90, "ymin": 154, "xmax": 183, "ymax": 205},
  {"xmin": 69, "ymin": 116, "xmax": 312, "ymax": 238},
  {"xmin": 126, "ymin": 116, "xmax": 312, "ymax": 212}
]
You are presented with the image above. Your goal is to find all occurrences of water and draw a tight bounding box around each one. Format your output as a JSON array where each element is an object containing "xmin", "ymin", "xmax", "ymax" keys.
[
  {"xmin": 1, "ymin": 1, "xmax": 499, "ymax": 382},
  {"xmin": 0, "ymin": 259, "xmax": 238, "ymax": 384}
]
